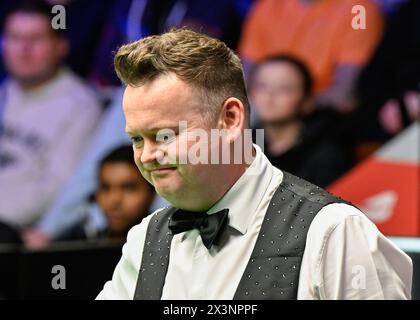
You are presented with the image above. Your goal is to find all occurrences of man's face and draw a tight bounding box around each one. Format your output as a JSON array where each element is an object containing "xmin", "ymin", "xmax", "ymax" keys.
[
  {"xmin": 96, "ymin": 162, "xmax": 153, "ymax": 234},
  {"xmin": 123, "ymin": 73, "xmax": 224, "ymax": 211},
  {"xmin": 2, "ymin": 12, "xmax": 67, "ymax": 84},
  {"xmin": 250, "ymin": 61, "xmax": 306, "ymax": 125}
]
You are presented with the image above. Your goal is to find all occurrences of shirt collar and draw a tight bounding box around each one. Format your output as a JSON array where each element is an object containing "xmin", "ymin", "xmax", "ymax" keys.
[{"xmin": 180, "ymin": 143, "xmax": 277, "ymax": 241}]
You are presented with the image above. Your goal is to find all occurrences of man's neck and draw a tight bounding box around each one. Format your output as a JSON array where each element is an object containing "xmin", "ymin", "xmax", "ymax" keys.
[
  {"xmin": 180, "ymin": 145, "xmax": 256, "ymax": 213},
  {"xmin": 204, "ymin": 146, "xmax": 256, "ymax": 211},
  {"xmin": 265, "ymin": 120, "xmax": 302, "ymax": 156}
]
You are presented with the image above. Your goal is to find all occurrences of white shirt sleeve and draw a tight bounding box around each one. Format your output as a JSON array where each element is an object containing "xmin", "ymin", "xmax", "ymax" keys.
[
  {"xmin": 96, "ymin": 214, "xmax": 154, "ymax": 300},
  {"xmin": 298, "ymin": 203, "xmax": 413, "ymax": 300}
]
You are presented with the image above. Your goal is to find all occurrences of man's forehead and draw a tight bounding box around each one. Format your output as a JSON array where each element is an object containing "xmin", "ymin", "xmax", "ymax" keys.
[
  {"xmin": 123, "ymin": 97, "xmax": 188, "ymax": 133},
  {"xmin": 123, "ymin": 78, "xmax": 203, "ymax": 129},
  {"xmin": 125, "ymin": 123, "xmax": 182, "ymax": 135},
  {"xmin": 123, "ymin": 73, "xmax": 193, "ymax": 102}
]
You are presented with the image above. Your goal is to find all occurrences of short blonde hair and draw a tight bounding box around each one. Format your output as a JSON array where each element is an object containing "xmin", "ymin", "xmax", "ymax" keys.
[{"xmin": 114, "ymin": 28, "xmax": 250, "ymax": 124}]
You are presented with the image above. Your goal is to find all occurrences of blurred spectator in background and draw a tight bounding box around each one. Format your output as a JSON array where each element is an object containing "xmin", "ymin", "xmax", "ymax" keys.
[
  {"xmin": 250, "ymin": 55, "xmax": 353, "ymax": 187},
  {"xmin": 0, "ymin": 0, "xmax": 121, "ymax": 90},
  {"xmin": 239, "ymin": 0, "xmax": 384, "ymax": 113},
  {"xmin": 58, "ymin": 145, "xmax": 155, "ymax": 241},
  {"xmin": 353, "ymin": 0, "xmax": 420, "ymax": 146},
  {"xmin": 0, "ymin": 1, "xmax": 101, "ymax": 228}
]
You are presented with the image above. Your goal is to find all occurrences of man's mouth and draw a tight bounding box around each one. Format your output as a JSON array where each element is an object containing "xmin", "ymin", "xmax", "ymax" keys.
[{"xmin": 149, "ymin": 166, "xmax": 177, "ymax": 173}]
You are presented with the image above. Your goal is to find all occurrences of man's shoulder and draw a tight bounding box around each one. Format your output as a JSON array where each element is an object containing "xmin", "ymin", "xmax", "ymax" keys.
[
  {"xmin": 301, "ymin": 202, "xmax": 381, "ymax": 269},
  {"xmin": 308, "ymin": 202, "xmax": 374, "ymax": 242},
  {"xmin": 278, "ymin": 171, "xmax": 345, "ymax": 204},
  {"xmin": 271, "ymin": 171, "xmax": 364, "ymax": 239}
]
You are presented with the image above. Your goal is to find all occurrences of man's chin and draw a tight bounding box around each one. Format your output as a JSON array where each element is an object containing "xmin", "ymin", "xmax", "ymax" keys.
[{"xmin": 155, "ymin": 185, "xmax": 182, "ymax": 205}]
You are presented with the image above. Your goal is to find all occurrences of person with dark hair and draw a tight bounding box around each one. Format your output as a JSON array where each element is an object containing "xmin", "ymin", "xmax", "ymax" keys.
[
  {"xmin": 97, "ymin": 28, "xmax": 411, "ymax": 300},
  {"xmin": 250, "ymin": 55, "xmax": 353, "ymax": 187},
  {"xmin": 0, "ymin": 0, "xmax": 101, "ymax": 227},
  {"xmin": 58, "ymin": 145, "xmax": 155, "ymax": 241}
]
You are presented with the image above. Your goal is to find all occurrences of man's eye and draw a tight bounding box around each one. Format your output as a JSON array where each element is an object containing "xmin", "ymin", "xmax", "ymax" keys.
[
  {"xmin": 131, "ymin": 136, "xmax": 143, "ymax": 144},
  {"xmin": 157, "ymin": 133, "xmax": 176, "ymax": 143}
]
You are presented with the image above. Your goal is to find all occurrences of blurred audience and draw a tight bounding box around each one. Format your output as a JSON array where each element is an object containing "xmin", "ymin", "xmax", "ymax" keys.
[
  {"xmin": 239, "ymin": 0, "xmax": 384, "ymax": 113},
  {"xmin": 250, "ymin": 55, "xmax": 353, "ymax": 187},
  {"xmin": 0, "ymin": 1, "xmax": 101, "ymax": 228},
  {"xmin": 57, "ymin": 145, "xmax": 155, "ymax": 241}
]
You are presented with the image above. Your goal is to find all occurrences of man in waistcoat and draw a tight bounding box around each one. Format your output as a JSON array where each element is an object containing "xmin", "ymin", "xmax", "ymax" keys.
[{"xmin": 96, "ymin": 28, "xmax": 412, "ymax": 300}]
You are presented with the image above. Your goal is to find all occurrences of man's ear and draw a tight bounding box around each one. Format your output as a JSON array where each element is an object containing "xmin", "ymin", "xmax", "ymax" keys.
[
  {"xmin": 217, "ymin": 97, "xmax": 246, "ymax": 144},
  {"xmin": 219, "ymin": 97, "xmax": 246, "ymax": 130}
]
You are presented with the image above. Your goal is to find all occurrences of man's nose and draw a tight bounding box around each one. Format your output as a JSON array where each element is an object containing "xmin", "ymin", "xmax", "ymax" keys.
[{"xmin": 139, "ymin": 140, "xmax": 158, "ymax": 164}]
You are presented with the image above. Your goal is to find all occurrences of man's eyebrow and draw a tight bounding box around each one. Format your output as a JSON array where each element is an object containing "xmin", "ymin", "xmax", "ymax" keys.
[{"xmin": 125, "ymin": 126, "xmax": 181, "ymax": 135}]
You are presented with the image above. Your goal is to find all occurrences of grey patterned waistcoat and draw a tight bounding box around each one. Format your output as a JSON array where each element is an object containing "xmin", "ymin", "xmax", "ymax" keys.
[{"xmin": 133, "ymin": 171, "xmax": 351, "ymax": 300}]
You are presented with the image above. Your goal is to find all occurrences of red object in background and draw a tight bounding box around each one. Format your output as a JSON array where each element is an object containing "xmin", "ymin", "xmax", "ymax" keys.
[{"xmin": 328, "ymin": 122, "xmax": 420, "ymax": 236}]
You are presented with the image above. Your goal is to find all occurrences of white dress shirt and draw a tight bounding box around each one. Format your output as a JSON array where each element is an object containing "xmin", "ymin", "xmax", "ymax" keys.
[{"xmin": 97, "ymin": 144, "xmax": 412, "ymax": 300}]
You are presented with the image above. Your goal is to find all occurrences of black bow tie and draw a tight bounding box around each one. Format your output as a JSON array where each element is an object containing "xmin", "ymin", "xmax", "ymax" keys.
[{"xmin": 168, "ymin": 208, "xmax": 229, "ymax": 249}]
